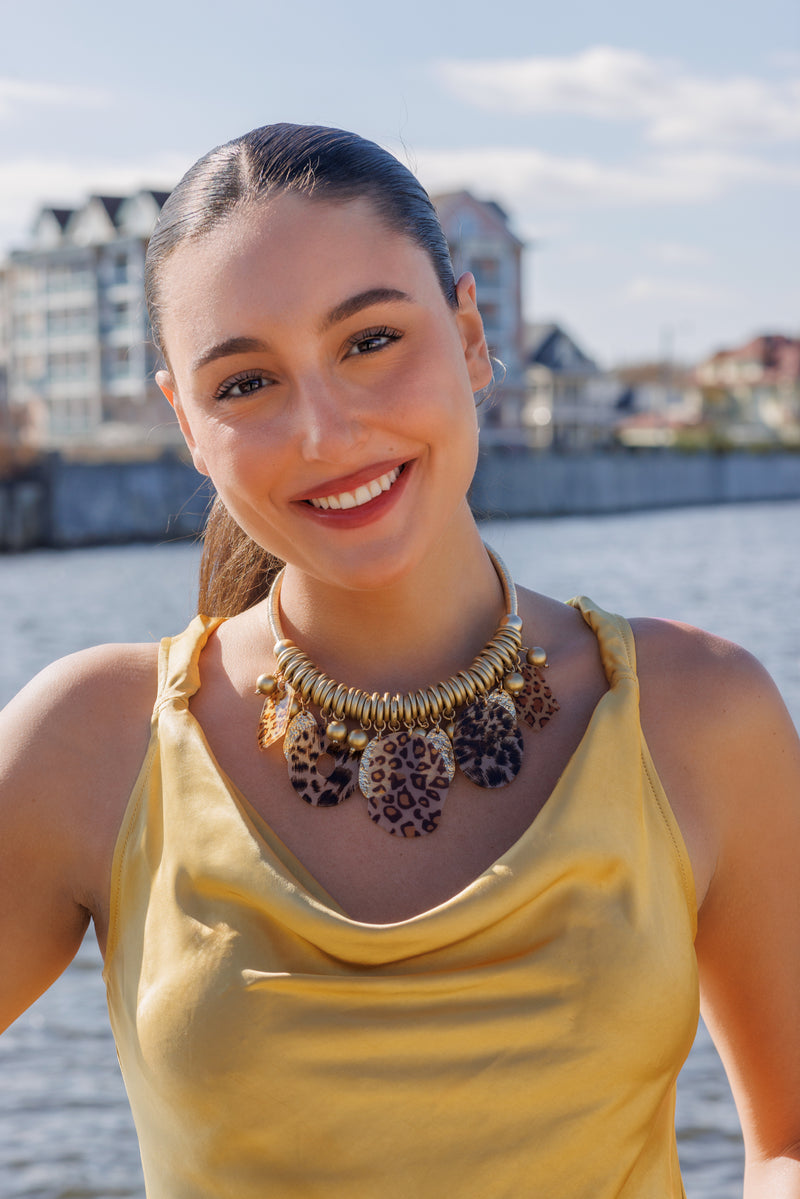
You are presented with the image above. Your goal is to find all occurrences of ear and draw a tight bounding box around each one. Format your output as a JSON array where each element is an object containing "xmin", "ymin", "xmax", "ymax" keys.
[
  {"xmin": 157, "ymin": 370, "xmax": 209, "ymax": 477},
  {"xmin": 454, "ymin": 272, "xmax": 494, "ymax": 393}
]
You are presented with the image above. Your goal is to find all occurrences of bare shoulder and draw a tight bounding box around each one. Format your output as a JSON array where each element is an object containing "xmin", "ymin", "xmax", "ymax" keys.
[
  {"xmin": 629, "ymin": 614, "xmax": 786, "ymax": 733},
  {"xmin": 0, "ymin": 642, "xmax": 160, "ymax": 909},
  {"xmin": 630, "ymin": 615, "xmax": 800, "ymax": 906},
  {"xmin": 2, "ymin": 639, "xmax": 159, "ymax": 765},
  {"xmin": 0, "ymin": 642, "xmax": 160, "ymax": 1029}
]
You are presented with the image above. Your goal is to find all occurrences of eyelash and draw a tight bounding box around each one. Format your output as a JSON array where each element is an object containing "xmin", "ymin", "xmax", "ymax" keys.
[
  {"xmin": 211, "ymin": 370, "xmax": 272, "ymax": 402},
  {"xmin": 344, "ymin": 326, "xmax": 403, "ymax": 356},
  {"xmin": 210, "ymin": 326, "xmax": 403, "ymax": 401}
]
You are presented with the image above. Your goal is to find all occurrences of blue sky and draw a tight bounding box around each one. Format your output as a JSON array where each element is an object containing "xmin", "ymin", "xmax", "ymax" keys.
[{"xmin": 2, "ymin": 0, "xmax": 798, "ymax": 365}]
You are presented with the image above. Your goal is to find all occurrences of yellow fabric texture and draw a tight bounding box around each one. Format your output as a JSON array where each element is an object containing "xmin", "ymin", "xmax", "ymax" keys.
[{"xmin": 103, "ymin": 599, "xmax": 699, "ymax": 1199}]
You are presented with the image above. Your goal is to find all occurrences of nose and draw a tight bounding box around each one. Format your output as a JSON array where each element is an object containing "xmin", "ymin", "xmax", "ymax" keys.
[{"xmin": 293, "ymin": 376, "xmax": 368, "ymax": 463}]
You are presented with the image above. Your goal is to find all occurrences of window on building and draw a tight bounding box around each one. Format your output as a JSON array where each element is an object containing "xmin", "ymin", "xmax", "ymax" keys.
[
  {"xmin": 49, "ymin": 351, "xmax": 91, "ymax": 380},
  {"xmin": 480, "ymin": 302, "xmax": 500, "ymax": 332},
  {"xmin": 47, "ymin": 308, "xmax": 93, "ymax": 336},
  {"xmin": 106, "ymin": 346, "xmax": 132, "ymax": 377},
  {"xmin": 472, "ymin": 256, "xmax": 501, "ymax": 287},
  {"xmin": 111, "ymin": 252, "xmax": 129, "ymax": 285}
]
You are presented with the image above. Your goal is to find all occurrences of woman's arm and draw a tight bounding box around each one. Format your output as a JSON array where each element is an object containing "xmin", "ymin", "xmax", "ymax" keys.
[
  {"xmin": 694, "ymin": 654, "xmax": 800, "ymax": 1197},
  {"xmin": 637, "ymin": 621, "xmax": 800, "ymax": 1197},
  {"xmin": 0, "ymin": 644, "xmax": 157, "ymax": 1032}
]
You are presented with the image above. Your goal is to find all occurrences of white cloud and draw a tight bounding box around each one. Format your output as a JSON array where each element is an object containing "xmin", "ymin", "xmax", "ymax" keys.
[
  {"xmin": 0, "ymin": 78, "xmax": 109, "ymax": 119},
  {"xmin": 435, "ymin": 46, "xmax": 800, "ymax": 146},
  {"xmin": 625, "ymin": 276, "xmax": 734, "ymax": 305},
  {"xmin": 647, "ymin": 242, "xmax": 712, "ymax": 266},
  {"xmin": 416, "ymin": 144, "xmax": 800, "ymax": 216}
]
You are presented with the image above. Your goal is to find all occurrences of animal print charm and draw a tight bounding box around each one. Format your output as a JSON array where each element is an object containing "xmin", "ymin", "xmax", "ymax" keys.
[
  {"xmin": 257, "ymin": 686, "xmax": 294, "ymax": 750},
  {"xmin": 359, "ymin": 730, "xmax": 450, "ymax": 837},
  {"xmin": 284, "ymin": 711, "xmax": 358, "ymax": 807},
  {"xmin": 514, "ymin": 660, "xmax": 560, "ymax": 730},
  {"xmin": 453, "ymin": 691, "xmax": 524, "ymax": 788}
]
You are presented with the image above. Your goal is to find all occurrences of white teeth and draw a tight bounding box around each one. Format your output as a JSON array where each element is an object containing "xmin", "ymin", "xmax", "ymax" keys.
[{"xmin": 307, "ymin": 466, "xmax": 401, "ymax": 511}]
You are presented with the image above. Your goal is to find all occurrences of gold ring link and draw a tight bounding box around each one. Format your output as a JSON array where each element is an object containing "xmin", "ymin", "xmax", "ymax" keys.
[
  {"xmin": 456, "ymin": 671, "xmax": 478, "ymax": 703},
  {"xmin": 425, "ymin": 685, "xmax": 444, "ymax": 722},
  {"xmin": 310, "ymin": 676, "xmax": 334, "ymax": 707},
  {"xmin": 330, "ymin": 683, "xmax": 350, "ymax": 718},
  {"xmin": 481, "ymin": 647, "xmax": 508, "ymax": 677},
  {"xmin": 402, "ymin": 695, "xmax": 415, "ymax": 726}
]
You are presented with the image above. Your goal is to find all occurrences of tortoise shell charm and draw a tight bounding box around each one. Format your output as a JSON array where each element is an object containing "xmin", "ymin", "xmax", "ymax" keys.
[
  {"xmin": 453, "ymin": 691, "xmax": 524, "ymax": 788},
  {"xmin": 359, "ymin": 729, "xmax": 450, "ymax": 837},
  {"xmin": 514, "ymin": 656, "xmax": 560, "ymax": 730},
  {"xmin": 284, "ymin": 711, "xmax": 359, "ymax": 808},
  {"xmin": 257, "ymin": 686, "xmax": 294, "ymax": 750}
]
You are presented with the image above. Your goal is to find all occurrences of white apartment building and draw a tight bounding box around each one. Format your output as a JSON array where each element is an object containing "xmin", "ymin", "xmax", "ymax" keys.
[
  {"xmin": 433, "ymin": 192, "xmax": 526, "ymax": 443},
  {"xmin": 2, "ymin": 190, "xmax": 176, "ymax": 448}
]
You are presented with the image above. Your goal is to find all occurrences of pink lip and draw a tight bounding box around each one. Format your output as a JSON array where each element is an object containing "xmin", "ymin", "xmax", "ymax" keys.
[
  {"xmin": 296, "ymin": 459, "xmax": 413, "ymax": 529},
  {"xmin": 290, "ymin": 457, "xmax": 412, "ymax": 504}
]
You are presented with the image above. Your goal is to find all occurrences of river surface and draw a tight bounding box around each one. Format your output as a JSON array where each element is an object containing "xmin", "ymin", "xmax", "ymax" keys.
[{"xmin": 1, "ymin": 500, "xmax": 798, "ymax": 1198}]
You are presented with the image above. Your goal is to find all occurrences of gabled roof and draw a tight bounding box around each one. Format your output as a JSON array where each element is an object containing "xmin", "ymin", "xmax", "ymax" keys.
[
  {"xmin": 433, "ymin": 190, "xmax": 524, "ymax": 247},
  {"xmin": 47, "ymin": 207, "xmax": 74, "ymax": 230},
  {"xmin": 140, "ymin": 189, "xmax": 171, "ymax": 209},
  {"xmin": 92, "ymin": 195, "xmax": 126, "ymax": 223},
  {"xmin": 525, "ymin": 322, "xmax": 599, "ymax": 374}
]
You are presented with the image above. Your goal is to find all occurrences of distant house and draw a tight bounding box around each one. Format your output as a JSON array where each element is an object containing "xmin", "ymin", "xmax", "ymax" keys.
[
  {"xmin": 2, "ymin": 189, "xmax": 175, "ymax": 449},
  {"xmin": 523, "ymin": 322, "xmax": 621, "ymax": 450},
  {"xmin": 611, "ymin": 361, "xmax": 701, "ymax": 448},
  {"xmin": 695, "ymin": 334, "xmax": 800, "ymax": 444},
  {"xmin": 433, "ymin": 191, "xmax": 526, "ymax": 442}
]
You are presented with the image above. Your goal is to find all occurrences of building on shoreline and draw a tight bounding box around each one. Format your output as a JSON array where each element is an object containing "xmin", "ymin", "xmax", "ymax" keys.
[
  {"xmin": 433, "ymin": 191, "xmax": 527, "ymax": 442},
  {"xmin": 1, "ymin": 190, "xmax": 179, "ymax": 451}
]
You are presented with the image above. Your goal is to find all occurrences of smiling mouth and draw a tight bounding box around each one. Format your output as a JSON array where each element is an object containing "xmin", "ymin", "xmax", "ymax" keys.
[{"xmin": 305, "ymin": 464, "xmax": 407, "ymax": 511}]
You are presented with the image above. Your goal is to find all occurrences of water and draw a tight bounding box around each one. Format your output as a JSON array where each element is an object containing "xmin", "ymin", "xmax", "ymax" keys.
[{"xmin": 1, "ymin": 502, "xmax": 798, "ymax": 1198}]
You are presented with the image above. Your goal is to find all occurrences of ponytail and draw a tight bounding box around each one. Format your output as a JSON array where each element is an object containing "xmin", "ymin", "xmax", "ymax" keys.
[{"xmin": 198, "ymin": 496, "xmax": 283, "ymax": 617}]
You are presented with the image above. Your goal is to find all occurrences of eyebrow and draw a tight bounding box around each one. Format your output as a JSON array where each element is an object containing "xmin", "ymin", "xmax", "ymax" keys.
[
  {"xmin": 190, "ymin": 288, "xmax": 413, "ymax": 374},
  {"xmin": 319, "ymin": 287, "xmax": 413, "ymax": 331}
]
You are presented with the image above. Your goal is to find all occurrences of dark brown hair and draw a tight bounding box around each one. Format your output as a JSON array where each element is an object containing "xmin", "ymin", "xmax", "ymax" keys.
[{"xmin": 144, "ymin": 123, "xmax": 459, "ymax": 615}]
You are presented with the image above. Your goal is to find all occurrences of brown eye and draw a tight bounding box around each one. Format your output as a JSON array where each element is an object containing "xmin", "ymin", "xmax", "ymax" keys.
[
  {"xmin": 345, "ymin": 326, "xmax": 402, "ymax": 357},
  {"xmin": 213, "ymin": 371, "xmax": 273, "ymax": 401}
]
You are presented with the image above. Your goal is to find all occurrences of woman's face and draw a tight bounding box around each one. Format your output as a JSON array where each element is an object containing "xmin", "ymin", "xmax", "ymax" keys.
[{"xmin": 156, "ymin": 192, "xmax": 492, "ymax": 591}]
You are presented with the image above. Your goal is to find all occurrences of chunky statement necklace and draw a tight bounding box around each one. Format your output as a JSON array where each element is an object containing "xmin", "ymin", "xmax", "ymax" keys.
[{"xmin": 255, "ymin": 546, "xmax": 559, "ymax": 837}]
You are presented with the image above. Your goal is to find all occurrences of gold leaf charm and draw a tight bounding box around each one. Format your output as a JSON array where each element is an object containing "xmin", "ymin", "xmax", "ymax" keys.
[
  {"xmin": 359, "ymin": 730, "xmax": 449, "ymax": 837},
  {"xmin": 284, "ymin": 711, "xmax": 358, "ymax": 808},
  {"xmin": 453, "ymin": 691, "xmax": 524, "ymax": 788},
  {"xmin": 257, "ymin": 687, "xmax": 293, "ymax": 750},
  {"xmin": 514, "ymin": 660, "xmax": 560, "ymax": 730}
]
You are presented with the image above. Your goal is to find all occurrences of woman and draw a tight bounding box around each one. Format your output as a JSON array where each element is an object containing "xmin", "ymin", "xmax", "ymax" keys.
[{"xmin": 1, "ymin": 124, "xmax": 798, "ymax": 1198}]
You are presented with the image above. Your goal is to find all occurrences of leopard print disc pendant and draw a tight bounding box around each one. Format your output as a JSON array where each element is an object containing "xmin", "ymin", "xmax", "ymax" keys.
[
  {"xmin": 453, "ymin": 690, "xmax": 524, "ymax": 789},
  {"xmin": 257, "ymin": 687, "xmax": 294, "ymax": 750},
  {"xmin": 284, "ymin": 711, "xmax": 359, "ymax": 808},
  {"xmin": 359, "ymin": 729, "xmax": 450, "ymax": 837},
  {"xmin": 514, "ymin": 660, "xmax": 560, "ymax": 730}
]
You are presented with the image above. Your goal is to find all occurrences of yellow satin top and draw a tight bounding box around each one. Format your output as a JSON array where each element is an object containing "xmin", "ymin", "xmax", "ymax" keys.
[{"xmin": 103, "ymin": 599, "xmax": 698, "ymax": 1198}]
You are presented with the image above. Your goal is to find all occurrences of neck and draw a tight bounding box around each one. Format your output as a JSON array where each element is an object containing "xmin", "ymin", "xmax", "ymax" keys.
[{"xmin": 273, "ymin": 522, "xmax": 507, "ymax": 695}]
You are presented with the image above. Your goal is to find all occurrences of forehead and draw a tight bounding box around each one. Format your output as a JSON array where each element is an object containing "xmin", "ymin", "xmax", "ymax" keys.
[{"xmin": 157, "ymin": 193, "xmax": 441, "ymax": 350}]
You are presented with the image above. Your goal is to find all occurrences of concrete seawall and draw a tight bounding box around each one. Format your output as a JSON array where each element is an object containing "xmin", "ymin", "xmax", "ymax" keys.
[
  {"xmin": 0, "ymin": 453, "xmax": 213, "ymax": 551},
  {"xmin": 1, "ymin": 448, "xmax": 800, "ymax": 551},
  {"xmin": 470, "ymin": 447, "xmax": 800, "ymax": 518}
]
